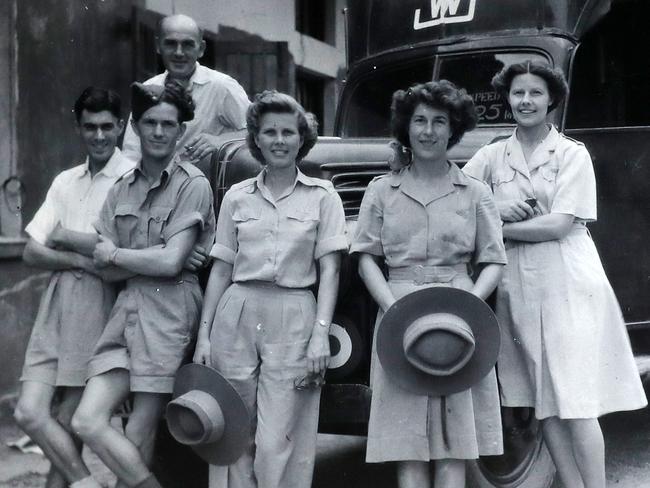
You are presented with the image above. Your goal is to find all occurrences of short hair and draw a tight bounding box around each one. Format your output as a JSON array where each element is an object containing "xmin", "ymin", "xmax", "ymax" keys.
[
  {"xmin": 391, "ymin": 80, "xmax": 477, "ymax": 150},
  {"xmin": 246, "ymin": 90, "xmax": 318, "ymax": 164},
  {"xmin": 491, "ymin": 60, "xmax": 569, "ymax": 112},
  {"xmin": 131, "ymin": 80, "xmax": 195, "ymax": 123},
  {"xmin": 73, "ymin": 87, "xmax": 122, "ymax": 123}
]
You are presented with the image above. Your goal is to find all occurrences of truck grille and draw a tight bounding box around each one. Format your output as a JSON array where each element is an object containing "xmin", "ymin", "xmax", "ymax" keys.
[{"xmin": 319, "ymin": 162, "xmax": 389, "ymax": 217}]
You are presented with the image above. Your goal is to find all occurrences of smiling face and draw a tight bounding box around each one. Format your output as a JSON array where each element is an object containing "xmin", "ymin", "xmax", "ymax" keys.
[
  {"xmin": 133, "ymin": 102, "xmax": 185, "ymax": 161},
  {"xmin": 254, "ymin": 112, "xmax": 304, "ymax": 170},
  {"xmin": 77, "ymin": 110, "xmax": 124, "ymax": 168},
  {"xmin": 408, "ymin": 103, "xmax": 452, "ymax": 163},
  {"xmin": 157, "ymin": 16, "xmax": 205, "ymax": 81},
  {"xmin": 508, "ymin": 73, "xmax": 553, "ymax": 129}
]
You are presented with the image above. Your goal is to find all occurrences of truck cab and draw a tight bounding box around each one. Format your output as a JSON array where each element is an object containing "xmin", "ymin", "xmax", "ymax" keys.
[{"xmin": 211, "ymin": 1, "xmax": 650, "ymax": 486}]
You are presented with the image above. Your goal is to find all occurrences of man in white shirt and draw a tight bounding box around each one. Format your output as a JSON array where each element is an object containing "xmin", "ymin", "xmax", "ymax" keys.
[
  {"xmin": 13, "ymin": 87, "xmax": 135, "ymax": 488},
  {"xmin": 122, "ymin": 14, "xmax": 251, "ymax": 164}
]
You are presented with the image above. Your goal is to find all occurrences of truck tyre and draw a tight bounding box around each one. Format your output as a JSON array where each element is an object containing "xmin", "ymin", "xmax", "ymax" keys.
[{"xmin": 466, "ymin": 407, "xmax": 556, "ymax": 488}]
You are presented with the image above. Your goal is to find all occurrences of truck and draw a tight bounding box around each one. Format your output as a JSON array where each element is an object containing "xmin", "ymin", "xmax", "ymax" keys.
[{"xmin": 160, "ymin": 1, "xmax": 650, "ymax": 487}]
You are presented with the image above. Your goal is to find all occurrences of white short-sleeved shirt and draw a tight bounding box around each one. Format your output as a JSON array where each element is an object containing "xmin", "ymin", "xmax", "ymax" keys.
[
  {"xmin": 463, "ymin": 125, "xmax": 597, "ymax": 222},
  {"xmin": 25, "ymin": 148, "xmax": 135, "ymax": 245},
  {"xmin": 121, "ymin": 63, "xmax": 250, "ymax": 162}
]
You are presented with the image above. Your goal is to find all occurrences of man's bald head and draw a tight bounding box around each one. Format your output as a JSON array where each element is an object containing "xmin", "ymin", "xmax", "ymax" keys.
[
  {"xmin": 157, "ymin": 14, "xmax": 203, "ymax": 42},
  {"xmin": 156, "ymin": 14, "xmax": 206, "ymax": 81}
]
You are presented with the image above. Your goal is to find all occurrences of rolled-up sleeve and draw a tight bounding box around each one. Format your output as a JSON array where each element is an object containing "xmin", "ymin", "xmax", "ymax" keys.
[
  {"xmin": 350, "ymin": 181, "xmax": 384, "ymax": 256},
  {"xmin": 314, "ymin": 191, "xmax": 348, "ymax": 259},
  {"xmin": 25, "ymin": 176, "xmax": 63, "ymax": 245},
  {"xmin": 163, "ymin": 176, "xmax": 215, "ymax": 241},
  {"xmin": 473, "ymin": 184, "xmax": 507, "ymax": 265},
  {"xmin": 550, "ymin": 144, "xmax": 597, "ymax": 221},
  {"xmin": 210, "ymin": 191, "xmax": 237, "ymax": 264}
]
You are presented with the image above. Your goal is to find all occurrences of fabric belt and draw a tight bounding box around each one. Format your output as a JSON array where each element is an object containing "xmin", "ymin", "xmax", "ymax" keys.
[{"xmin": 388, "ymin": 264, "xmax": 468, "ymax": 285}]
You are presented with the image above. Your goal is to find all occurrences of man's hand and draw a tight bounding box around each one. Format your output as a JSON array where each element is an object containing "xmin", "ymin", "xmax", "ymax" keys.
[
  {"xmin": 46, "ymin": 222, "xmax": 65, "ymax": 249},
  {"xmin": 387, "ymin": 140, "xmax": 411, "ymax": 171},
  {"xmin": 183, "ymin": 133, "xmax": 220, "ymax": 162},
  {"xmin": 93, "ymin": 234, "xmax": 118, "ymax": 268},
  {"xmin": 193, "ymin": 337, "xmax": 211, "ymax": 366},
  {"xmin": 497, "ymin": 199, "xmax": 536, "ymax": 222},
  {"xmin": 184, "ymin": 245, "xmax": 209, "ymax": 272}
]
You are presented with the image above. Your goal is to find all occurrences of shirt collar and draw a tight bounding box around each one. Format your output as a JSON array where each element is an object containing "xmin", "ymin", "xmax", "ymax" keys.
[
  {"xmin": 389, "ymin": 162, "xmax": 469, "ymax": 188},
  {"xmin": 250, "ymin": 167, "xmax": 317, "ymax": 199},
  {"xmin": 389, "ymin": 162, "xmax": 466, "ymax": 206},
  {"xmin": 507, "ymin": 124, "xmax": 560, "ymax": 173},
  {"xmin": 129, "ymin": 155, "xmax": 180, "ymax": 188},
  {"xmin": 163, "ymin": 63, "xmax": 209, "ymax": 87},
  {"xmin": 80, "ymin": 148, "xmax": 132, "ymax": 179}
]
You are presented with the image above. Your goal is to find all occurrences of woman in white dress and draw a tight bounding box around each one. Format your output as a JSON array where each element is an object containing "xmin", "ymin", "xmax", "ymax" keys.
[{"xmin": 463, "ymin": 60, "xmax": 647, "ymax": 488}]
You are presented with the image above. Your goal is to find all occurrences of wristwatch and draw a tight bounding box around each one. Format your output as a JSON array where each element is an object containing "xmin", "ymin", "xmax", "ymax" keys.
[{"xmin": 315, "ymin": 319, "xmax": 331, "ymax": 328}]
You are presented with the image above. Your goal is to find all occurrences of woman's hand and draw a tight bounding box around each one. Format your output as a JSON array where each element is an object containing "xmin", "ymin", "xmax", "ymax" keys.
[
  {"xmin": 184, "ymin": 244, "xmax": 209, "ymax": 272},
  {"xmin": 306, "ymin": 327, "xmax": 331, "ymax": 376},
  {"xmin": 497, "ymin": 199, "xmax": 536, "ymax": 222},
  {"xmin": 93, "ymin": 234, "xmax": 117, "ymax": 268},
  {"xmin": 193, "ymin": 337, "xmax": 211, "ymax": 366}
]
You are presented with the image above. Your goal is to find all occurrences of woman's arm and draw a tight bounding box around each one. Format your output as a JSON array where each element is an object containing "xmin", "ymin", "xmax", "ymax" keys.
[
  {"xmin": 93, "ymin": 226, "xmax": 198, "ymax": 277},
  {"xmin": 502, "ymin": 213, "xmax": 575, "ymax": 242},
  {"xmin": 23, "ymin": 238, "xmax": 87, "ymax": 271},
  {"xmin": 47, "ymin": 224, "xmax": 99, "ymax": 257},
  {"xmin": 358, "ymin": 253, "xmax": 396, "ymax": 313},
  {"xmin": 193, "ymin": 259, "xmax": 233, "ymax": 366},
  {"xmin": 306, "ymin": 252, "xmax": 341, "ymax": 375},
  {"xmin": 470, "ymin": 263, "xmax": 504, "ymax": 300}
]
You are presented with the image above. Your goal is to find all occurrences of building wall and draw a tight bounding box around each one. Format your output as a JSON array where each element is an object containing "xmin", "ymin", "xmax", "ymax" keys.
[{"xmin": 142, "ymin": 0, "xmax": 347, "ymax": 134}]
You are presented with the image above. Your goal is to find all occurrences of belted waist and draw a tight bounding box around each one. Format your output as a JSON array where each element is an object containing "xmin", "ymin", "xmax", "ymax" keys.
[
  {"xmin": 388, "ymin": 264, "xmax": 469, "ymax": 285},
  {"xmin": 126, "ymin": 270, "xmax": 198, "ymax": 288}
]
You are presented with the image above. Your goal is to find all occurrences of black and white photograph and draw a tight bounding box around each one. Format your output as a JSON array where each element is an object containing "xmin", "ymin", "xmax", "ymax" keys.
[{"xmin": 1, "ymin": 1, "xmax": 649, "ymax": 487}]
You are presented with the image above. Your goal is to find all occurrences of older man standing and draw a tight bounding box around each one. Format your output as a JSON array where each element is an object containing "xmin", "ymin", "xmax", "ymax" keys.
[{"xmin": 122, "ymin": 14, "xmax": 250, "ymax": 164}]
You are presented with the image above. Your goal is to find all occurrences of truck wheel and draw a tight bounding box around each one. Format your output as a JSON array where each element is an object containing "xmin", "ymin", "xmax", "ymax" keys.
[{"xmin": 467, "ymin": 408, "xmax": 556, "ymax": 488}]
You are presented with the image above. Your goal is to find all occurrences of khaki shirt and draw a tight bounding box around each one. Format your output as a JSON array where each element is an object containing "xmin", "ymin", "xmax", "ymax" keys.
[
  {"xmin": 95, "ymin": 157, "xmax": 215, "ymax": 258},
  {"xmin": 351, "ymin": 163, "xmax": 506, "ymax": 267},
  {"xmin": 211, "ymin": 168, "xmax": 348, "ymax": 288}
]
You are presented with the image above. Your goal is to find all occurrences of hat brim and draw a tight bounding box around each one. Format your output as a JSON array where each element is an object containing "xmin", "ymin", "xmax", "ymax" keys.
[
  {"xmin": 377, "ymin": 287, "xmax": 500, "ymax": 396},
  {"xmin": 168, "ymin": 364, "xmax": 251, "ymax": 465}
]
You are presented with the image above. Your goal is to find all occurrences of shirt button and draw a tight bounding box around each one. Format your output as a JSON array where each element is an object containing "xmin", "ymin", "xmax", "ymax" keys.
[{"xmin": 155, "ymin": 216, "xmax": 161, "ymax": 222}]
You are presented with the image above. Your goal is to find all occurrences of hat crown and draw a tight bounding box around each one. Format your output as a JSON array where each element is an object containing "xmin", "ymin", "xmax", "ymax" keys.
[
  {"xmin": 403, "ymin": 313, "xmax": 476, "ymax": 376},
  {"xmin": 167, "ymin": 390, "xmax": 225, "ymax": 446}
]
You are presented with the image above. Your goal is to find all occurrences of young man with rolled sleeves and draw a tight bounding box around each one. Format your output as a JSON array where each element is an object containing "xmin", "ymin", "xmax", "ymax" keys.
[
  {"xmin": 14, "ymin": 87, "xmax": 134, "ymax": 488},
  {"xmin": 70, "ymin": 80, "xmax": 215, "ymax": 488}
]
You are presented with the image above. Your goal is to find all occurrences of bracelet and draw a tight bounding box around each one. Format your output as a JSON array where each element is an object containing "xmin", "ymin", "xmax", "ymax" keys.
[{"xmin": 109, "ymin": 248, "xmax": 119, "ymax": 265}]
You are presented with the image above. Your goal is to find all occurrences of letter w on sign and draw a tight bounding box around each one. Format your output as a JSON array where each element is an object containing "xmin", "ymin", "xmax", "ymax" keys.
[{"xmin": 413, "ymin": 0, "xmax": 477, "ymax": 30}]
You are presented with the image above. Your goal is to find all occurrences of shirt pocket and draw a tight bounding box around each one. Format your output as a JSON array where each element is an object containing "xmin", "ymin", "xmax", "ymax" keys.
[
  {"xmin": 147, "ymin": 205, "xmax": 173, "ymax": 247},
  {"xmin": 285, "ymin": 206, "xmax": 319, "ymax": 245},
  {"xmin": 232, "ymin": 206, "xmax": 262, "ymax": 244},
  {"xmin": 539, "ymin": 163, "xmax": 560, "ymax": 183},
  {"xmin": 491, "ymin": 166, "xmax": 517, "ymax": 188},
  {"xmin": 114, "ymin": 204, "xmax": 140, "ymax": 247}
]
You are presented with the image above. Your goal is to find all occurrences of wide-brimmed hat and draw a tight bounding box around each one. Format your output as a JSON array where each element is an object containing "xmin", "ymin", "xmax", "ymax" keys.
[
  {"xmin": 377, "ymin": 287, "xmax": 500, "ymax": 396},
  {"xmin": 166, "ymin": 364, "xmax": 250, "ymax": 465}
]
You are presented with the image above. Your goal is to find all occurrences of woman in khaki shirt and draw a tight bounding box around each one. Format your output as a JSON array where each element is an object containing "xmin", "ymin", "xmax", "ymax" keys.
[
  {"xmin": 351, "ymin": 80, "xmax": 507, "ymax": 488},
  {"xmin": 194, "ymin": 91, "xmax": 348, "ymax": 488}
]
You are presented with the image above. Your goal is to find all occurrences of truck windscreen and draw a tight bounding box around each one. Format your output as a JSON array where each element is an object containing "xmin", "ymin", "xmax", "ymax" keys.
[{"xmin": 340, "ymin": 51, "xmax": 547, "ymax": 138}]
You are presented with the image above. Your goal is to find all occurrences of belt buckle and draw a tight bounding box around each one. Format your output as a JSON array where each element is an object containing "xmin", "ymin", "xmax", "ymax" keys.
[{"xmin": 414, "ymin": 265, "xmax": 425, "ymax": 285}]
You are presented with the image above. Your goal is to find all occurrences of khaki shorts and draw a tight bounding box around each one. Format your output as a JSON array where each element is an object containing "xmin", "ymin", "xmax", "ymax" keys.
[
  {"xmin": 20, "ymin": 271, "xmax": 116, "ymax": 387},
  {"xmin": 87, "ymin": 274, "xmax": 201, "ymax": 393}
]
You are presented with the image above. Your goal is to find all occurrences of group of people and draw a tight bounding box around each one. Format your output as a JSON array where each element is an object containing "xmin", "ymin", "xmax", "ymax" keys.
[{"xmin": 11, "ymin": 11, "xmax": 648, "ymax": 488}]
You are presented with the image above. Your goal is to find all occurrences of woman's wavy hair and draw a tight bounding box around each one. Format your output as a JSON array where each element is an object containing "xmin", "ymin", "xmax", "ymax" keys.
[
  {"xmin": 131, "ymin": 80, "xmax": 195, "ymax": 123},
  {"xmin": 491, "ymin": 60, "xmax": 569, "ymax": 112},
  {"xmin": 246, "ymin": 90, "xmax": 319, "ymax": 164},
  {"xmin": 391, "ymin": 80, "xmax": 477, "ymax": 150}
]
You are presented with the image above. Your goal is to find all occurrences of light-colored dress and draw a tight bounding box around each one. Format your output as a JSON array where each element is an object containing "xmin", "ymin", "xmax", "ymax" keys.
[
  {"xmin": 463, "ymin": 126, "xmax": 647, "ymax": 419},
  {"xmin": 351, "ymin": 163, "xmax": 507, "ymax": 462}
]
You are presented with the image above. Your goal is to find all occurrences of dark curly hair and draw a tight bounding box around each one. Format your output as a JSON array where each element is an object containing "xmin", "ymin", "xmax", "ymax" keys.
[
  {"xmin": 246, "ymin": 90, "xmax": 318, "ymax": 164},
  {"xmin": 391, "ymin": 80, "xmax": 477, "ymax": 150},
  {"xmin": 73, "ymin": 87, "xmax": 122, "ymax": 123},
  {"xmin": 491, "ymin": 60, "xmax": 568, "ymax": 112},
  {"xmin": 131, "ymin": 80, "xmax": 195, "ymax": 123}
]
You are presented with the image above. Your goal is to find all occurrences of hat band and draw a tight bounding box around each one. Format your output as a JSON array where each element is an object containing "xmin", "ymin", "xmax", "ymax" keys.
[{"xmin": 167, "ymin": 390, "xmax": 225, "ymax": 445}]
